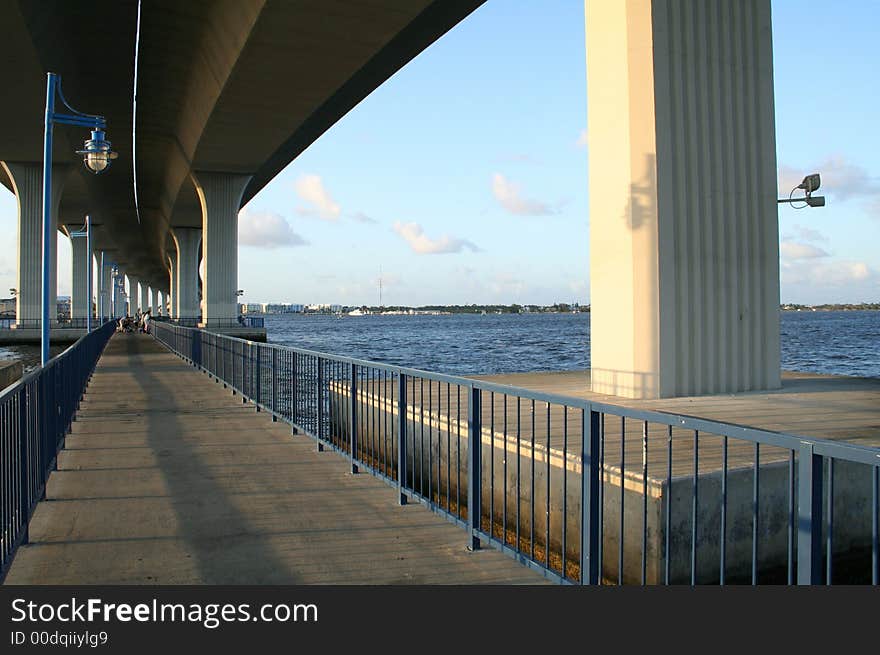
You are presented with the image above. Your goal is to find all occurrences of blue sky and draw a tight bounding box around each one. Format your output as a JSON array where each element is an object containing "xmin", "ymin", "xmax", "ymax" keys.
[{"xmin": 1, "ymin": 0, "xmax": 877, "ymax": 306}]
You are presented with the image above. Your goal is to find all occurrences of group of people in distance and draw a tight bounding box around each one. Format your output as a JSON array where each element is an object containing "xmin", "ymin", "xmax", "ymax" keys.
[{"xmin": 116, "ymin": 309, "xmax": 151, "ymax": 334}]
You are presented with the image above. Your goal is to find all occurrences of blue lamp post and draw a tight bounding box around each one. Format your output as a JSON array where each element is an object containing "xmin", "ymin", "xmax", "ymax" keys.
[{"xmin": 41, "ymin": 72, "xmax": 117, "ymax": 366}]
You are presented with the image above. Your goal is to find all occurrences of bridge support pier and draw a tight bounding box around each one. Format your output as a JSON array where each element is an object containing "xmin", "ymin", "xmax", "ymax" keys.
[
  {"xmin": 1, "ymin": 162, "xmax": 69, "ymax": 326},
  {"xmin": 68, "ymin": 225, "xmax": 90, "ymax": 320},
  {"xmin": 139, "ymin": 281, "xmax": 149, "ymax": 315},
  {"xmin": 191, "ymin": 172, "xmax": 251, "ymax": 328},
  {"xmin": 99, "ymin": 252, "xmax": 112, "ymax": 321},
  {"xmin": 585, "ymin": 0, "xmax": 780, "ymax": 398},
  {"xmin": 172, "ymin": 227, "xmax": 201, "ymax": 322},
  {"xmin": 166, "ymin": 251, "xmax": 177, "ymax": 318},
  {"xmin": 127, "ymin": 275, "xmax": 141, "ymax": 314},
  {"xmin": 150, "ymin": 287, "xmax": 159, "ymax": 315}
]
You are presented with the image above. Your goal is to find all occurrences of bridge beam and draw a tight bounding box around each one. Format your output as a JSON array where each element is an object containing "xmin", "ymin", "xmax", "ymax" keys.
[
  {"xmin": 172, "ymin": 227, "xmax": 201, "ymax": 321},
  {"xmin": 585, "ymin": 0, "xmax": 780, "ymax": 398},
  {"xmin": 1, "ymin": 162, "xmax": 70, "ymax": 325},
  {"xmin": 192, "ymin": 172, "xmax": 251, "ymax": 327}
]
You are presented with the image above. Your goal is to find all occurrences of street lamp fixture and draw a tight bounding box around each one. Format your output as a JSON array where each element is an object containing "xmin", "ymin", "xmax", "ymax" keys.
[
  {"xmin": 41, "ymin": 72, "xmax": 117, "ymax": 366},
  {"xmin": 76, "ymin": 129, "xmax": 118, "ymax": 174},
  {"xmin": 778, "ymin": 173, "xmax": 826, "ymax": 208}
]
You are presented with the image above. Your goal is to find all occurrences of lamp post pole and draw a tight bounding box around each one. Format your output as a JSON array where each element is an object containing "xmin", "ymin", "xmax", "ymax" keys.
[
  {"xmin": 41, "ymin": 73, "xmax": 56, "ymax": 365},
  {"xmin": 40, "ymin": 72, "xmax": 116, "ymax": 366}
]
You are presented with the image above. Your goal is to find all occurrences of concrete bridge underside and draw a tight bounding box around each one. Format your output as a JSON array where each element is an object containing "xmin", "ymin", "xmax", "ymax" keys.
[{"xmin": 1, "ymin": 0, "xmax": 782, "ymax": 399}]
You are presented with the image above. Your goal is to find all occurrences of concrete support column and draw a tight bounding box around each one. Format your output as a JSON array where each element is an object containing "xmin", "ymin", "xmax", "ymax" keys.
[
  {"xmin": 1, "ymin": 162, "xmax": 69, "ymax": 325},
  {"xmin": 167, "ymin": 252, "xmax": 177, "ymax": 318},
  {"xmin": 126, "ymin": 275, "xmax": 140, "ymax": 313},
  {"xmin": 172, "ymin": 227, "xmax": 201, "ymax": 320},
  {"xmin": 99, "ymin": 253, "xmax": 112, "ymax": 321},
  {"xmin": 114, "ymin": 268, "xmax": 126, "ymax": 318},
  {"xmin": 67, "ymin": 227, "xmax": 90, "ymax": 319},
  {"xmin": 585, "ymin": 0, "xmax": 780, "ymax": 398},
  {"xmin": 191, "ymin": 172, "xmax": 251, "ymax": 327},
  {"xmin": 150, "ymin": 287, "xmax": 159, "ymax": 315},
  {"xmin": 139, "ymin": 281, "xmax": 149, "ymax": 315}
]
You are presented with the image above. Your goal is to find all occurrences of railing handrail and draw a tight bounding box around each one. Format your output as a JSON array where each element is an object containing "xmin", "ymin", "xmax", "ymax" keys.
[
  {"xmin": 0, "ymin": 319, "xmax": 115, "ymax": 401},
  {"xmin": 150, "ymin": 321, "xmax": 880, "ymax": 466}
]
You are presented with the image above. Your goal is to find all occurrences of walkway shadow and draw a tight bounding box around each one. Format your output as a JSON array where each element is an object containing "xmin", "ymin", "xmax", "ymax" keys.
[{"xmin": 121, "ymin": 335, "xmax": 301, "ymax": 583}]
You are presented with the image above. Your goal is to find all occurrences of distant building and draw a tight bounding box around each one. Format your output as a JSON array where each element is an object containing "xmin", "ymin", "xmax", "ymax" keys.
[
  {"xmin": 243, "ymin": 303, "xmax": 263, "ymax": 314},
  {"xmin": 0, "ymin": 297, "xmax": 14, "ymax": 317}
]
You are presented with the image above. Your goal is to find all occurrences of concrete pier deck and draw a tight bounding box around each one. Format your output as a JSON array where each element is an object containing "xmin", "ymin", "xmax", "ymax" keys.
[{"xmin": 4, "ymin": 335, "xmax": 544, "ymax": 585}]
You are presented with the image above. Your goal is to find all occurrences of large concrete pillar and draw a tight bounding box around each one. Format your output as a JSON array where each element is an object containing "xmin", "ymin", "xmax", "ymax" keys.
[
  {"xmin": 126, "ymin": 275, "xmax": 140, "ymax": 313},
  {"xmin": 167, "ymin": 252, "xmax": 177, "ymax": 318},
  {"xmin": 191, "ymin": 173, "xmax": 251, "ymax": 327},
  {"xmin": 1, "ymin": 162, "xmax": 69, "ymax": 325},
  {"xmin": 150, "ymin": 287, "xmax": 159, "ymax": 315},
  {"xmin": 99, "ymin": 252, "xmax": 112, "ymax": 321},
  {"xmin": 585, "ymin": 0, "xmax": 780, "ymax": 398},
  {"xmin": 172, "ymin": 227, "xmax": 201, "ymax": 320},
  {"xmin": 139, "ymin": 281, "xmax": 149, "ymax": 315},
  {"xmin": 66, "ymin": 226, "xmax": 90, "ymax": 320},
  {"xmin": 113, "ymin": 268, "xmax": 126, "ymax": 318}
]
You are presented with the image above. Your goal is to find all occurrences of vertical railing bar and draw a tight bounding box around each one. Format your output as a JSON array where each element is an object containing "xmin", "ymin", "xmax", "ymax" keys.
[
  {"xmin": 419, "ymin": 378, "xmax": 424, "ymax": 497},
  {"xmin": 619, "ymin": 416, "xmax": 625, "ymax": 586},
  {"xmin": 641, "ymin": 420, "xmax": 648, "ymax": 586},
  {"xmin": 721, "ymin": 435, "xmax": 728, "ymax": 585},
  {"xmin": 530, "ymin": 399, "xmax": 536, "ymax": 561},
  {"xmin": 797, "ymin": 445, "xmax": 823, "ymax": 584},
  {"xmin": 516, "ymin": 396, "xmax": 521, "ymax": 555},
  {"xmin": 429, "ymin": 380, "xmax": 434, "ymax": 506},
  {"xmin": 562, "ymin": 405, "xmax": 567, "ymax": 579},
  {"xmin": 787, "ymin": 450, "xmax": 796, "ymax": 585},
  {"xmin": 446, "ymin": 383, "xmax": 451, "ymax": 511},
  {"xmin": 826, "ymin": 457, "xmax": 834, "ymax": 585},
  {"xmin": 467, "ymin": 385, "xmax": 481, "ymax": 551},
  {"xmin": 599, "ymin": 413, "xmax": 605, "ymax": 583},
  {"xmin": 398, "ymin": 373, "xmax": 407, "ymax": 505},
  {"xmin": 545, "ymin": 402, "xmax": 551, "ymax": 570},
  {"xmin": 502, "ymin": 394, "xmax": 507, "ymax": 546},
  {"xmin": 872, "ymin": 465, "xmax": 878, "ymax": 585},
  {"xmin": 752, "ymin": 442, "xmax": 760, "ymax": 586},
  {"xmin": 691, "ymin": 429, "xmax": 699, "ymax": 586},
  {"xmin": 490, "ymin": 391, "xmax": 494, "ymax": 540},
  {"xmin": 456, "ymin": 384, "xmax": 461, "ymax": 518}
]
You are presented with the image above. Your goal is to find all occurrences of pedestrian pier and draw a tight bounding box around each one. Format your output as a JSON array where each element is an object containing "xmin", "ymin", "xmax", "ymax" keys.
[{"xmin": 3, "ymin": 335, "xmax": 544, "ymax": 584}]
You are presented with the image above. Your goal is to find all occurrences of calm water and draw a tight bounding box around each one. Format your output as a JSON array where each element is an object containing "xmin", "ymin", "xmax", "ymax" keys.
[{"xmin": 2, "ymin": 311, "xmax": 878, "ymax": 379}]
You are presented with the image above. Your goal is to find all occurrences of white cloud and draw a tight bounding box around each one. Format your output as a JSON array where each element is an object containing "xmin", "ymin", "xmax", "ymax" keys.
[
  {"xmin": 782, "ymin": 259, "xmax": 875, "ymax": 287},
  {"xmin": 239, "ymin": 209, "xmax": 307, "ymax": 248},
  {"xmin": 576, "ymin": 128, "xmax": 588, "ymax": 148},
  {"xmin": 785, "ymin": 224, "xmax": 827, "ymax": 243},
  {"xmin": 491, "ymin": 173, "xmax": 554, "ymax": 216},
  {"xmin": 780, "ymin": 241, "xmax": 829, "ymax": 260},
  {"xmin": 392, "ymin": 221, "xmax": 480, "ymax": 255},
  {"xmin": 294, "ymin": 175, "xmax": 341, "ymax": 221}
]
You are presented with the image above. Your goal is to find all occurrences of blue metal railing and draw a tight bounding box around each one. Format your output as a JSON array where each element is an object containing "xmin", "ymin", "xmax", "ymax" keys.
[
  {"xmin": 152, "ymin": 321, "xmax": 880, "ymax": 585},
  {"xmin": 155, "ymin": 316, "xmax": 265, "ymax": 329},
  {"xmin": 0, "ymin": 318, "xmax": 97, "ymax": 330},
  {"xmin": 0, "ymin": 321, "xmax": 115, "ymax": 580}
]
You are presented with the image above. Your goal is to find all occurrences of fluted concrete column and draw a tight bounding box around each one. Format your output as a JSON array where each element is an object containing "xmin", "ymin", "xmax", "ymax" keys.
[
  {"xmin": 139, "ymin": 281, "xmax": 149, "ymax": 315},
  {"xmin": 586, "ymin": 0, "xmax": 779, "ymax": 398},
  {"xmin": 67, "ymin": 227, "xmax": 90, "ymax": 319},
  {"xmin": 99, "ymin": 252, "xmax": 112, "ymax": 321},
  {"xmin": 191, "ymin": 172, "xmax": 251, "ymax": 326},
  {"xmin": 113, "ymin": 268, "xmax": 126, "ymax": 317},
  {"xmin": 1, "ymin": 162, "xmax": 69, "ymax": 325},
  {"xmin": 167, "ymin": 252, "xmax": 177, "ymax": 318},
  {"xmin": 172, "ymin": 227, "xmax": 201, "ymax": 320},
  {"xmin": 126, "ymin": 275, "xmax": 140, "ymax": 313},
  {"xmin": 150, "ymin": 287, "xmax": 159, "ymax": 315}
]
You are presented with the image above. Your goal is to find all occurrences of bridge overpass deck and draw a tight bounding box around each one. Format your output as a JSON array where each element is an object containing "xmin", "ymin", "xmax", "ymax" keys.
[{"xmin": 4, "ymin": 334, "xmax": 544, "ymax": 585}]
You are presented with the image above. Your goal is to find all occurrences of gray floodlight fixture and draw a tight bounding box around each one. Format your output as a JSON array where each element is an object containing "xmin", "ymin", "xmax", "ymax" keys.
[{"xmin": 778, "ymin": 172, "xmax": 825, "ymax": 209}]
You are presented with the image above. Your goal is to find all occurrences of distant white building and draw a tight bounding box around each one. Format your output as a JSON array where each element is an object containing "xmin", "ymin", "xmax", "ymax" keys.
[{"xmin": 243, "ymin": 303, "xmax": 263, "ymax": 314}]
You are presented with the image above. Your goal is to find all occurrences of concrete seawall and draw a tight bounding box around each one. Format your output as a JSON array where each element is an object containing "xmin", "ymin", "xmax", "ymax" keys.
[
  {"xmin": 0, "ymin": 359, "xmax": 23, "ymax": 390},
  {"xmin": 330, "ymin": 383, "xmax": 877, "ymax": 583}
]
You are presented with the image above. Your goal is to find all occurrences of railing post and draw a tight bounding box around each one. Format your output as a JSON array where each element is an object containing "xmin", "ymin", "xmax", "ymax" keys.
[
  {"xmin": 254, "ymin": 344, "xmax": 261, "ymax": 411},
  {"xmin": 349, "ymin": 363, "xmax": 359, "ymax": 474},
  {"xmin": 315, "ymin": 358, "xmax": 324, "ymax": 451},
  {"xmin": 797, "ymin": 443, "xmax": 823, "ymax": 584},
  {"xmin": 271, "ymin": 347, "xmax": 278, "ymax": 422},
  {"xmin": 18, "ymin": 387, "xmax": 30, "ymax": 545},
  {"xmin": 291, "ymin": 353, "xmax": 298, "ymax": 434},
  {"xmin": 241, "ymin": 343, "xmax": 247, "ymax": 403},
  {"xmin": 397, "ymin": 373, "xmax": 407, "ymax": 505},
  {"xmin": 467, "ymin": 385, "xmax": 481, "ymax": 551},
  {"xmin": 581, "ymin": 406, "xmax": 601, "ymax": 584}
]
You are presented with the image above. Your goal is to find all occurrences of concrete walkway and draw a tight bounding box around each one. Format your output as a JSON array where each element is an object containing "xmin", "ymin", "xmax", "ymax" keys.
[{"xmin": 5, "ymin": 335, "xmax": 544, "ymax": 584}]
